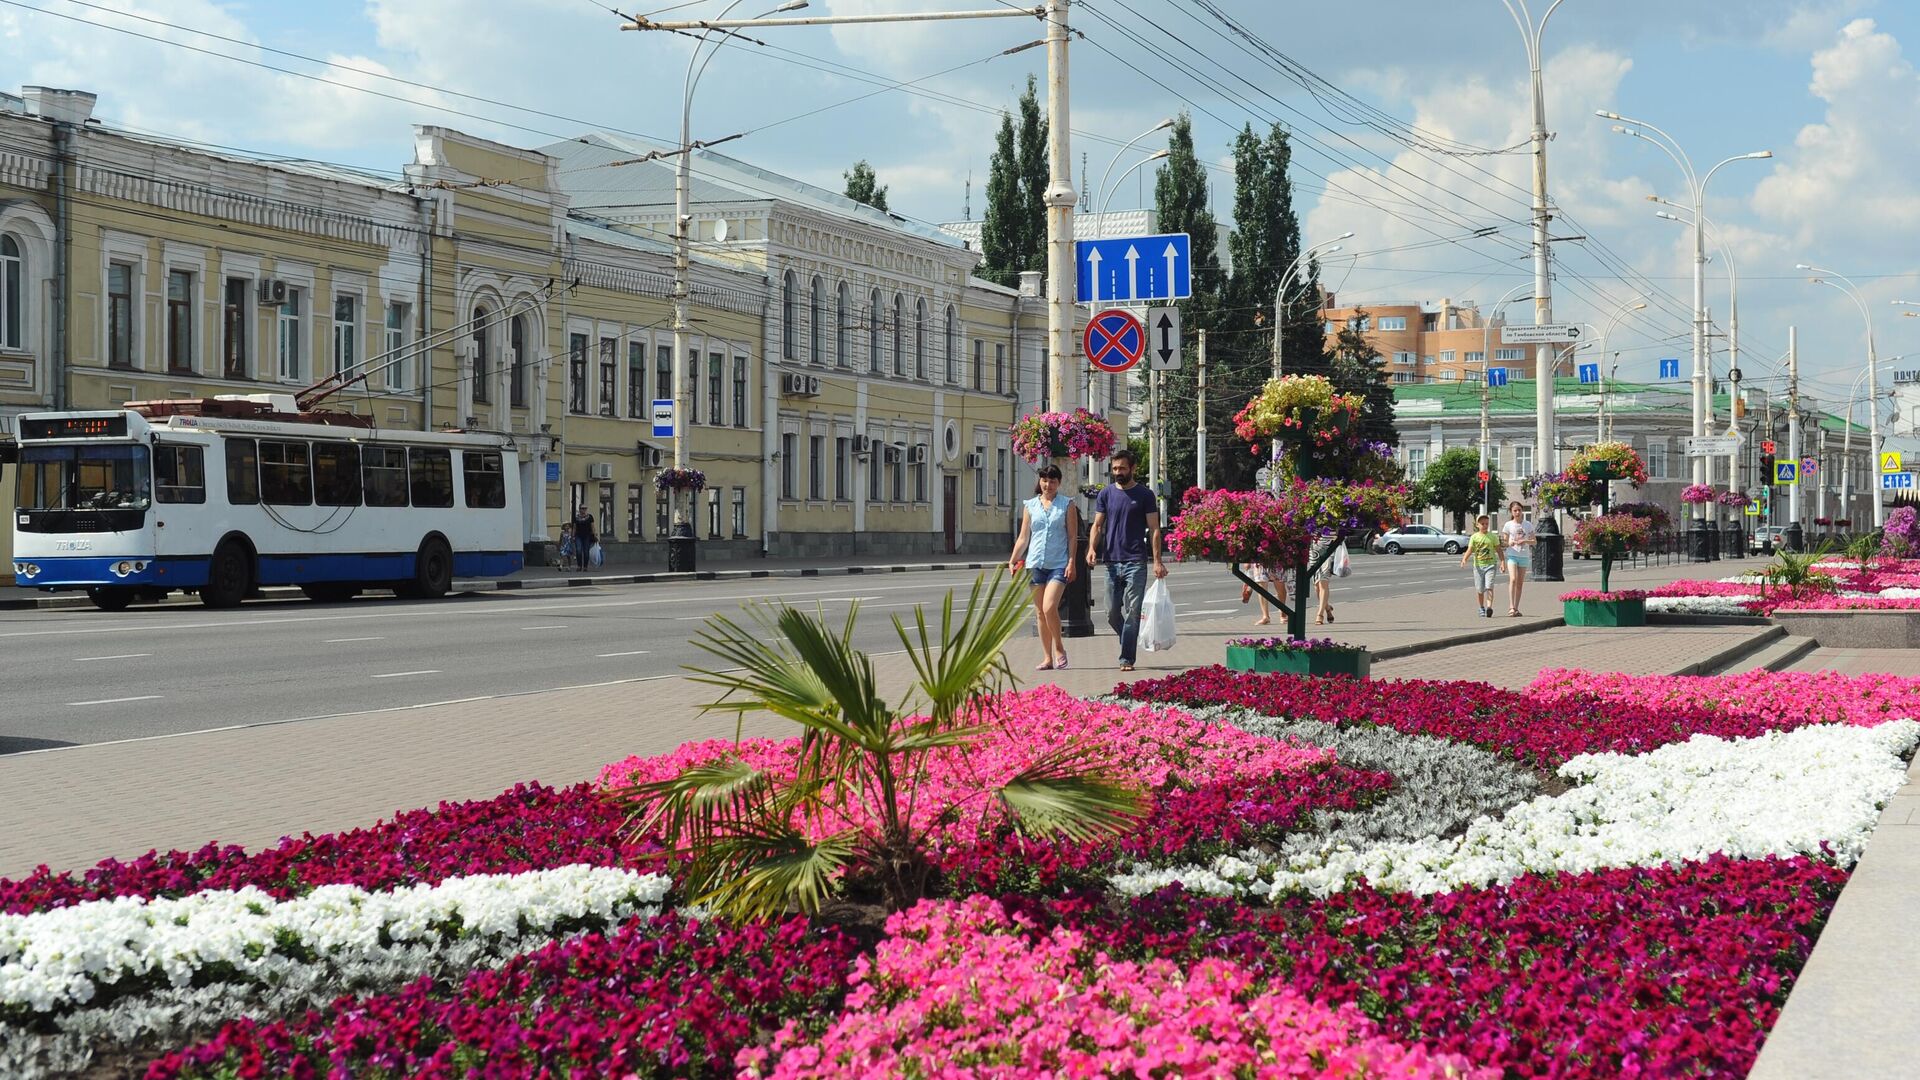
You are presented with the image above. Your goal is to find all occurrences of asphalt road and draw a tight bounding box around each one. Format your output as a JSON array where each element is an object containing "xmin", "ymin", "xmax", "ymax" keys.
[{"xmin": 0, "ymin": 553, "xmax": 1617, "ymax": 754}]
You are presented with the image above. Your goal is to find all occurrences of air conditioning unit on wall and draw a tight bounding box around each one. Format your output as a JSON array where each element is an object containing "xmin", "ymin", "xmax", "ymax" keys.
[
  {"xmin": 636, "ymin": 443, "xmax": 663, "ymax": 468},
  {"xmin": 907, "ymin": 444, "xmax": 928, "ymax": 465},
  {"xmin": 853, "ymin": 434, "xmax": 873, "ymax": 455},
  {"xmin": 256, "ymin": 278, "xmax": 288, "ymax": 306},
  {"xmin": 883, "ymin": 443, "xmax": 904, "ymax": 463},
  {"xmin": 966, "ymin": 452, "xmax": 985, "ymax": 470},
  {"xmin": 588, "ymin": 462, "xmax": 614, "ymax": 480},
  {"xmin": 780, "ymin": 372, "xmax": 821, "ymax": 396}
]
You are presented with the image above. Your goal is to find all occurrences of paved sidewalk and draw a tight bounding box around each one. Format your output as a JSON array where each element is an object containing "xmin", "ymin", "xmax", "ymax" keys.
[{"xmin": 0, "ymin": 556, "xmax": 1747, "ymax": 878}]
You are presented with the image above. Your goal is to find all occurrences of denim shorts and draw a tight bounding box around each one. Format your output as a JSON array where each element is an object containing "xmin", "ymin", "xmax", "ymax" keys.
[
  {"xmin": 1473, "ymin": 564, "xmax": 1497, "ymax": 591},
  {"xmin": 1028, "ymin": 566, "xmax": 1068, "ymax": 587}
]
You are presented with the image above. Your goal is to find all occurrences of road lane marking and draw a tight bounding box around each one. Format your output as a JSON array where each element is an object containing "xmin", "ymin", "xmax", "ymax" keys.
[
  {"xmin": 72, "ymin": 653, "xmax": 151, "ymax": 662},
  {"xmin": 596, "ymin": 650, "xmax": 650, "ymax": 657},
  {"xmin": 323, "ymin": 637, "xmax": 386, "ymax": 643},
  {"xmin": 1176, "ymin": 608, "xmax": 1236, "ymax": 617},
  {"xmin": 371, "ymin": 670, "xmax": 440, "ymax": 679},
  {"xmin": 67, "ymin": 694, "xmax": 162, "ymax": 706},
  {"xmin": 519, "ymin": 624, "xmax": 568, "ymax": 630}
]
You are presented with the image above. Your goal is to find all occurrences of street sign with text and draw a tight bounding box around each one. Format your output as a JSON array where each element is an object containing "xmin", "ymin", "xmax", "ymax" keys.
[
  {"xmin": 1146, "ymin": 305, "xmax": 1182, "ymax": 370},
  {"xmin": 1074, "ymin": 233, "xmax": 1192, "ymax": 303},
  {"xmin": 1685, "ymin": 435, "xmax": 1740, "ymax": 456},
  {"xmin": 1502, "ymin": 323, "xmax": 1581, "ymax": 344}
]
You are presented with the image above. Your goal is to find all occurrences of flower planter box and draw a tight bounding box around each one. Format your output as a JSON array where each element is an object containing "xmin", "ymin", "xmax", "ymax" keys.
[
  {"xmin": 1224, "ymin": 644, "xmax": 1371, "ymax": 677},
  {"xmin": 1563, "ymin": 597, "xmax": 1647, "ymax": 627}
]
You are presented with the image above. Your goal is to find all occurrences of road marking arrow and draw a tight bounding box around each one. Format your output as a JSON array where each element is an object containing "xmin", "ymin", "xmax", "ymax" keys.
[
  {"xmin": 1163, "ymin": 241, "xmax": 1178, "ymax": 295},
  {"xmin": 1084, "ymin": 247, "xmax": 1103, "ymax": 300},
  {"xmin": 1124, "ymin": 245, "xmax": 1140, "ymax": 300}
]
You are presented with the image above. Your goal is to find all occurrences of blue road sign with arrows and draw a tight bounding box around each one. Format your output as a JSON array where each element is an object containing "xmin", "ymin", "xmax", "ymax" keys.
[
  {"xmin": 1487, "ymin": 367, "xmax": 1509, "ymax": 388},
  {"xmin": 1578, "ymin": 362, "xmax": 1599, "ymax": 384},
  {"xmin": 1659, "ymin": 357, "xmax": 1681, "ymax": 379},
  {"xmin": 1075, "ymin": 233, "xmax": 1192, "ymax": 303}
]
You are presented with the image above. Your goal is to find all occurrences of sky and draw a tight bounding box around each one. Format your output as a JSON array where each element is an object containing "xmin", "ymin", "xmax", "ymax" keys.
[{"xmin": 4, "ymin": 0, "xmax": 1918, "ymax": 425}]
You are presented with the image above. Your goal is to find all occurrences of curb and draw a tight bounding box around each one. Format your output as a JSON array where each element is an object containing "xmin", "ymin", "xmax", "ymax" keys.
[
  {"xmin": 0, "ymin": 562, "xmax": 1001, "ymax": 611},
  {"xmin": 1671, "ymin": 624, "xmax": 1787, "ymax": 676},
  {"xmin": 1371, "ymin": 616, "xmax": 1567, "ymax": 662},
  {"xmin": 1646, "ymin": 612, "xmax": 1773, "ymax": 626}
]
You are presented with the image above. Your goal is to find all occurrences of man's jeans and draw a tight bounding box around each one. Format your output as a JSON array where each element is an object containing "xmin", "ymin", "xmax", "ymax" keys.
[{"xmin": 1105, "ymin": 559, "xmax": 1149, "ymax": 665}]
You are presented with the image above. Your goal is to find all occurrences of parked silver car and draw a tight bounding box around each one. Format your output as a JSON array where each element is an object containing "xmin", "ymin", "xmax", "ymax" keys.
[
  {"xmin": 1370, "ymin": 524, "xmax": 1471, "ymax": 555},
  {"xmin": 1749, "ymin": 526, "xmax": 1790, "ymax": 554}
]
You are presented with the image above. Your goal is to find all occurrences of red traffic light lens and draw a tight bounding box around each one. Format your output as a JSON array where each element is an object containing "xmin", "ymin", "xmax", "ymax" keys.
[{"xmin": 1762, "ymin": 440, "xmax": 1776, "ymax": 454}]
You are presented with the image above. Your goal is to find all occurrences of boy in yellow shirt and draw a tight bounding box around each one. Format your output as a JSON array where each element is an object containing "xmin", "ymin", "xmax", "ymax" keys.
[{"xmin": 1460, "ymin": 514, "xmax": 1501, "ymax": 618}]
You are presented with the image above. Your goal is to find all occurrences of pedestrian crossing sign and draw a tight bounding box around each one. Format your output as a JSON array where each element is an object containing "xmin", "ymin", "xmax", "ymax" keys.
[
  {"xmin": 1883, "ymin": 451, "xmax": 1904, "ymax": 474},
  {"xmin": 1775, "ymin": 461, "xmax": 1797, "ymax": 485},
  {"xmin": 1745, "ymin": 502, "xmax": 1760, "ymax": 516}
]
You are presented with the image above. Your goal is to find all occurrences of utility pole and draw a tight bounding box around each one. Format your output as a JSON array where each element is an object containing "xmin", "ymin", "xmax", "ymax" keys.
[
  {"xmin": 1043, "ymin": 0, "xmax": 1076, "ymax": 422},
  {"xmin": 1151, "ymin": 368, "xmax": 1166, "ymax": 500},
  {"xmin": 1787, "ymin": 326, "xmax": 1801, "ymax": 529},
  {"xmin": 1195, "ymin": 329, "xmax": 1208, "ymax": 490},
  {"xmin": 1504, "ymin": 0, "xmax": 1563, "ymax": 474}
]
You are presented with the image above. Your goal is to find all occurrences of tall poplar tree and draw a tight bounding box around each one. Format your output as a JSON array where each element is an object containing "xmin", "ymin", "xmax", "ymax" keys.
[
  {"xmin": 842, "ymin": 160, "xmax": 889, "ymax": 212},
  {"xmin": 980, "ymin": 76, "xmax": 1048, "ymax": 286},
  {"xmin": 1151, "ymin": 114, "xmax": 1224, "ymax": 502}
]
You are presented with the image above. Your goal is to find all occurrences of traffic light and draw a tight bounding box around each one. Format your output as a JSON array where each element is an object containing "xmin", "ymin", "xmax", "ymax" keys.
[{"xmin": 1760, "ymin": 449, "xmax": 1775, "ymax": 482}]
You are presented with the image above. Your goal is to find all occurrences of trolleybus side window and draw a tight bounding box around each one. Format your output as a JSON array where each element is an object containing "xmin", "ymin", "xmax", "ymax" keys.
[
  {"xmin": 313, "ymin": 441, "xmax": 363, "ymax": 507},
  {"xmin": 462, "ymin": 450, "xmax": 505, "ymax": 508},
  {"xmin": 409, "ymin": 447, "xmax": 453, "ymax": 507},
  {"xmin": 225, "ymin": 438, "xmax": 259, "ymax": 505},
  {"xmin": 363, "ymin": 445, "xmax": 409, "ymax": 507},
  {"xmin": 260, "ymin": 440, "xmax": 312, "ymax": 505},
  {"xmin": 154, "ymin": 444, "xmax": 206, "ymax": 504}
]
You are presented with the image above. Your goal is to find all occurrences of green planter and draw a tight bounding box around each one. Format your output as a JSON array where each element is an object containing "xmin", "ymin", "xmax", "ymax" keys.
[
  {"xmin": 1225, "ymin": 645, "xmax": 1371, "ymax": 678},
  {"xmin": 1563, "ymin": 597, "xmax": 1647, "ymax": 627}
]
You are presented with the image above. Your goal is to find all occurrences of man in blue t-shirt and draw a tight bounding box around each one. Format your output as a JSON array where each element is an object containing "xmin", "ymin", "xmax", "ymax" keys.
[{"xmin": 1085, "ymin": 448, "xmax": 1168, "ymax": 671}]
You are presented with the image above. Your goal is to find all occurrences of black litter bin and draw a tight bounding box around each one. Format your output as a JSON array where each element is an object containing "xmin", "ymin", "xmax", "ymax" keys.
[
  {"xmin": 1689, "ymin": 518, "xmax": 1712, "ymax": 562},
  {"xmin": 667, "ymin": 521, "xmax": 697, "ymax": 573},
  {"xmin": 1784, "ymin": 522, "xmax": 1804, "ymax": 553},
  {"xmin": 1534, "ymin": 514, "xmax": 1565, "ymax": 582}
]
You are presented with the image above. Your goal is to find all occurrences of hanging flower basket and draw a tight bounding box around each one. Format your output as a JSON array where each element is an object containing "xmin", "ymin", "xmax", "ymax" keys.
[
  {"xmin": 654, "ymin": 467, "xmax": 707, "ymax": 493},
  {"xmin": 1568, "ymin": 441, "xmax": 1650, "ymax": 488},
  {"xmin": 1010, "ymin": 409, "xmax": 1117, "ymax": 465},
  {"xmin": 1232, "ymin": 375, "xmax": 1362, "ymax": 446},
  {"xmin": 1612, "ymin": 501, "xmax": 1673, "ymax": 530},
  {"xmin": 1572, "ymin": 511, "xmax": 1653, "ymax": 599},
  {"xmin": 1168, "ymin": 481, "xmax": 1406, "ymax": 566},
  {"xmin": 1523, "ymin": 471, "xmax": 1591, "ymax": 510},
  {"xmin": 1681, "ymin": 484, "xmax": 1718, "ymax": 506},
  {"xmin": 1718, "ymin": 491, "xmax": 1753, "ymax": 510}
]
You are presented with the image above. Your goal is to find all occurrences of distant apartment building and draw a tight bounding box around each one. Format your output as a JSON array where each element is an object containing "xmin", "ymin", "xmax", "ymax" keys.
[{"xmin": 1321, "ymin": 296, "xmax": 1577, "ymax": 386}]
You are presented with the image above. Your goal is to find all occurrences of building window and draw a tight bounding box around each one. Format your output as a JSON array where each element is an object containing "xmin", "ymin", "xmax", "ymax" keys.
[
  {"xmin": 707, "ymin": 488, "xmax": 722, "ymax": 539},
  {"xmin": 996, "ymin": 448, "xmax": 1008, "ymax": 505},
  {"xmin": 599, "ymin": 337, "xmax": 618, "ymax": 417},
  {"xmin": 994, "ymin": 343, "xmax": 1006, "ymax": 395},
  {"xmin": 892, "ymin": 293, "xmax": 904, "ymax": 375},
  {"xmin": 781, "ymin": 271, "xmax": 796, "ymax": 360},
  {"xmin": 166, "ymin": 269, "xmax": 194, "ymax": 374},
  {"xmin": 1439, "ymin": 350, "xmax": 1456, "ymax": 364},
  {"xmin": 628, "ymin": 484, "xmax": 645, "ymax": 537},
  {"xmin": 108, "ymin": 262, "xmax": 136, "ymax": 369},
  {"xmin": 1349, "ymin": 315, "xmax": 1371, "ymax": 331},
  {"xmin": 944, "ymin": 305, "xmax": 958, "ymax": 384},
  {"xmin": 1377, "ymin": 315, "xmax": 1407, "ymax": 331},
  {"xmin": 386, "ymin": 302, "xmax": 411, "ymax": 391},
  {"xmin": 974, "ymin": 445, "xmax": 986, "ymax": 505},
  {"xmin": 1645, "ymin": 443, "xmax": 1668, "ymax": 480},
  {"xmin": 913, "ymin": 443, "xmax": 927, "ymax": 502},
  {"xmin": 809, "ymin": 433, "xmax": 825, "ymax": 500},
  {"xmin": 276, "ymin": 285, "xmax": 302, "ymax": 380},
  {"xmin": 331, "ymin": 294, "xmax": 358, "ymax": 377},
  {"xmin": 891, "ymin": 445, "xmax": 905, "ymax": 502},
  {"xmin": 1465, "ymin": 350, "xmax": 1485, "ymax": 366},
  {"xmin": 781, "ymin": 432, "xmax": 797, "ymax": 499},
  {"xmin": 628, "ymin": 342, "xmax": 647, "ymax": 418},
  {"xmin": 1514, "ymin": 445, "xmax": 1533, "ymax": 479},
  {"xmin": 868, "ymin": 437, "xmax": 884, "ymax": 502},
  {"xmin": 1494, "ymin": 348, "xmax": 1525, "ymax": 362},
  {"xmin": 836, "ymin": 282, "xmax": 850, "ymax": 367},
  {"xmin": 1393, "ymin": 372, "xmax": 1410, "ymax": 383},
  {"xmin": 220, "ymin": 278, "xmax": 248, "ymax": 379},
  {"xmin": 656, "ymin": 346, "xmax": 672, "ymax": 412},
  {"xmin": 835, "ymin": 436, "xmax": 849, "ymax": 500},
  {"xmin": 1393, "ymin": 351, "xmax": 1413, "ymax": 365},
  {"xmin": 508, "ymin": 315, "xmax": 527, "ymax": 407},
  {"xmin": 707, "ymin": 352, "xmax": 724, "ymax": 426},
  {"xmin": 1420, "ymin": 354, "xmax": 1434, "ymax": 366},
  {"xmin": 868, "ymin": 289, "xmax": 882, "ymax": 373},
  {"xmin": 972, "ymin": 338, "xmax": 983, "ymax": 390},
  {"xmin": 914, "ymin": 298, "xmax": 927, "ymax": 380},
  {"xmin": 655, "ymin": 490, "xmax": 669, "ymax": 538},
  {"xmin": 472, "ymin": 308, "xmax": 491, "ymax": 405},
  {"xmin": 732, "ymin": 487, "xmax": 747, "ymax": 538},
  {"xmin": 0, "ymin": 235, "xmax": 19, "ymax": 351},
  {"xmin": 809, "ymin": 275, "xmax": 823, "ymax": 364},
  {"xmin": 1407, "ymin": 447, "xmax": 1427, "ymax": 479},
  {"xmin": 687, "ymin": 349, "xmax": 700, "ymax": 422},
  {"xmin": 601, "ymin": 484, "xmax": 617, "ymax": 541},
  {"xmin": 567, "ymin": 332, "xmax": 588, "ymax": 414},
  {"xmin": 732, "ymin": 354, "xmax": 748, "ymax": 427}
]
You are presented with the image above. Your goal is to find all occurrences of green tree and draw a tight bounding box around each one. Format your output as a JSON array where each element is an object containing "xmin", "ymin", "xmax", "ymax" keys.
[
  {"xmin": 1327, "ymin": 313, "xmax": 1397, "ymax": 448},
  {"xmin": 1414, "ymin": 447, "xmax": 1505, "ymax": 532},
  {"xmin": 980, "ymin": 76, "xmax": 1048, "ymax": 286},
  {"xmin": 614, "ymin": 575, "xmax": 1145, "ymax": 920},
  {"xmin": 1151, "ymin": 113, "xmax": 1226, "ymax": 502},
  {"xmin": 842, "ymin": 160, "xmax": 889, "ymax": 212}
]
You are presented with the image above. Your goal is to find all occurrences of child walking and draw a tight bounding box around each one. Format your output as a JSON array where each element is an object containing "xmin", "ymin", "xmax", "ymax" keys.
[{"xmin": 1460, "ymin": 514, "xmax": 1501, "ymax": 618}]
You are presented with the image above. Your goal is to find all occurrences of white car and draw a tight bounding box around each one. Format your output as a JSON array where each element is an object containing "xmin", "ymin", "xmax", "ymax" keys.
[{"xmin": 1370, "ymin": 525, "xmax": 1471, "ymax": 555}]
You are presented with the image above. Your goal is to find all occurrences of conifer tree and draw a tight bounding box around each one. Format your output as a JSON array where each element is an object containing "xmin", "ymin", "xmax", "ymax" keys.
[{"xmin": 842, "ymin": 160, "xmax": 889, "ymax": 212}]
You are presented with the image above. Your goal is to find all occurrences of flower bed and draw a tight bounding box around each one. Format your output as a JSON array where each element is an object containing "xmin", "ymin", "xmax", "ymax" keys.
[{"xmin": 1526, "ymin": 668, "xmax": 1920, "ymax": 729}]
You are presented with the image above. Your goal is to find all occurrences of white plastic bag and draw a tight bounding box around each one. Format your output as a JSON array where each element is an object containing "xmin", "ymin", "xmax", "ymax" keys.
[
  {"xmin": 1140, "ymin": 578, "xmax": 1177, "ymax": 652},
  {"xmin": 1330, "ymin": 542, "xmax": 1352, "ymax": 578},
  {"xmin": 589, "ymin": 542, "xmax": 605, "ymax": 568}
]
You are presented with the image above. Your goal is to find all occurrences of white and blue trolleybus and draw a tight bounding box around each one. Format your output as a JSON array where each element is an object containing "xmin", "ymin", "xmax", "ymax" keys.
[{"xmin": 7, "ymin": 394, "xmax": 524, "ymax": 610}]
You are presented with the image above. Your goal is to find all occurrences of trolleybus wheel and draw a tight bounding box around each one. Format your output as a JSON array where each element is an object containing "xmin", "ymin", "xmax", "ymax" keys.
[{"xmin": 201, "ymin": 541, "xmax": 252, "ymax": 608}]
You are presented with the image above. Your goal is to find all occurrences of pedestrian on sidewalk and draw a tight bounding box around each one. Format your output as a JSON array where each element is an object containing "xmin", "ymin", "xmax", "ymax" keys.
[
  {"xmin": 1461, "ymin": 514, "xmax": 1501, "ymax": 618},
  {"xmin": 572, "ymin": 506, "xmax": 598, "ymax": 572},
  {"xmin": 1008, "ymin": 464, "xmax": 1079, "ymax": 670},
  {"xmin": 558, "ymin": 523, "xmax": 577, "ymax": 571},
  {"xmin": 1501, "ymin": 501, "xmax": 1535, "ymax": 617},
  {"xmin": 1086, "ymin": 449, "xmax": 1167, "ymax": 673},
  {"xmin": 1240, "ymin": 564, "xmax": 1282, "ymax": 625},
  {"xmin": 1310, "ymin": 536, "xmax": 1340, "ymax": 625}
]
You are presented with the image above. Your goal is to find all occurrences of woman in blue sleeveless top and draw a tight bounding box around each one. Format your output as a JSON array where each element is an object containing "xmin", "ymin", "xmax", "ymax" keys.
[{"xmin": 1007, "ymin": 463, "xmax": 1080, "ymax": 670}]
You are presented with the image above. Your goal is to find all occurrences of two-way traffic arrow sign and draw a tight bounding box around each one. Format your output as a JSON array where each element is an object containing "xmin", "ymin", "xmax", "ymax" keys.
[{"xmin": 1147, "ymin": 305, "xmax": 1181, "ymax": 370}]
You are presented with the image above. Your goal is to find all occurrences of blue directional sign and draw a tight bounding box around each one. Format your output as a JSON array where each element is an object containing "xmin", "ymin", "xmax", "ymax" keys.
[
  {"xmin": 1074, "ymin": 232, "xmax": 1192, "ymax": 303},
  {"xmin": 1577, "ymin": 362, "xmax": 1600, "ymax": 384},
  {"xmin": 1775, "ymin": 461, "xmax": 1798, "ymax": 486},
  {"xmin": 1659, "ymin": 357, "xmax": 1681, "ymax": 380},
  {"xmin": 1883, "ymin": 471, "xmax": 1915, "ymax": 491},
  {"xmin": 1487, "ymin": 367, "xmax": 1509, "ymax": 388}
]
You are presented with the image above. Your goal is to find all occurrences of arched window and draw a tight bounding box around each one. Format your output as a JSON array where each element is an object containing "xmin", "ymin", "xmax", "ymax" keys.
[
  {"xmin": 509, "ymin": 314, "xmax": 527, "ymax": 407},
  {"xmin": 914, "ymin": 298, "xmax": 927, "ymax": 381},
  {"xmin": 868, "ymin": 288, "xmax": 882, "ymax": 373},
  {"xmin": 0, "ymin": 234, "xmax": 21, "ymax": 351},
  {"xmin": 892, "ymin": 293, "xmax": 904, "ymax": 375},
  {"xmin": 836, "ymin": 282, "xmax": 850, "ymax": 368},
  {"xmin": 471, "ymin": 306, "xmax": 490, "ymax": 405},
  {"xmin": 809, "ymin": 275, "xmax": 824, "ymax": 365},
  {"xmin": 781, "ymin": 271, "xmax": 796, "ymax": 360},
  {"xmin": 944, "ymin": 305, "xmax": 958, "ymax": 385}
]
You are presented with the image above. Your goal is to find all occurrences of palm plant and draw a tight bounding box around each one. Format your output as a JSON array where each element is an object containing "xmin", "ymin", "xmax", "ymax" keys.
[
  {"xmin": 612, "ymin": 573, "xmax": 1147, "ymax": 921},
  {"xmin": 1845, "ymin": 530, "xmax": 1881, "ymax": 576},
  {"xmin": 1763, "ymin": 541, "xmax": 1837, "ymax": 599}
]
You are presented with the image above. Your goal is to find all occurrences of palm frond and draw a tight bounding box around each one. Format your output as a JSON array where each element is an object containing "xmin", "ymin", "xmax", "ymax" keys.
[
  {"xmin": 896, "ymin": 573, "xmax": 1029, "ymax": 725},
  {"xmin": 690, "ymin": 824, "xmax": 860, "ymax": 921},
  {"xmin": 613, "ymin": 755, "xmax": 771, "ymax": 845},
  {"xmin": 996, "ymin": 743, "xmax": 1149, "ymax": 843}
]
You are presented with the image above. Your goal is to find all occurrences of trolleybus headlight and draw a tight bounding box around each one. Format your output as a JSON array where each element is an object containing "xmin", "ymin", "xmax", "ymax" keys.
[{"xmin": 13, "ymin": 562, "xmax": 39, "ymax": 578}]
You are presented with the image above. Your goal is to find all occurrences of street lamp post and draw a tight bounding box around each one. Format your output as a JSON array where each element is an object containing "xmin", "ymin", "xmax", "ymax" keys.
[
  {"xmin": 1267, "ymin": 233, "xmax": 1352, "ymax": 492},
  {"xmin": 1654, "ymin": 203, "xmax": 1744, "ymax": 506},
  {"xmin": 1479, "ymin": 284, "xmax": 1536, "ymax": 517},
  {"xmin": 1503, "ymin": 0, "xmax": 1566, "ymax": 478},
  {"xmin": 1801, "ymin": 265, "xmax": 1885, "ymax": 528},
  {"xmin": 1590, "ymin": 297, "xmax": 1648, "ymax": 443},
  {"xmin": 1601, "ymin": 109, "xmax": 1769, "ymax": 521}
]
